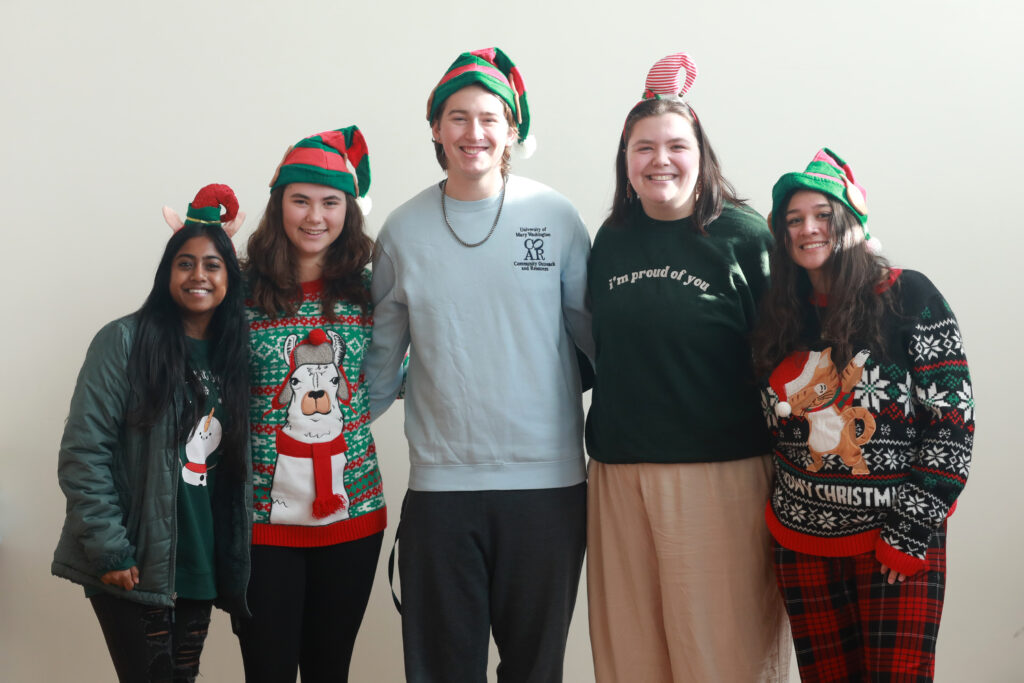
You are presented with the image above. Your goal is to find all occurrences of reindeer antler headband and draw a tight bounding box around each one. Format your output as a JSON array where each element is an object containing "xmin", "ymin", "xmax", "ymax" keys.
[{"xmin": 162, "ymin": 183, "xmax": 246, "ymax": 238}]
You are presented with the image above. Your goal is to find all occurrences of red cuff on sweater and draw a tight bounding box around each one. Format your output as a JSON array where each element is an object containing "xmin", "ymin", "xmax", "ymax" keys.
[{"xmin": 874, "ymin": 537, "xmax": 925, "ymax": 576}]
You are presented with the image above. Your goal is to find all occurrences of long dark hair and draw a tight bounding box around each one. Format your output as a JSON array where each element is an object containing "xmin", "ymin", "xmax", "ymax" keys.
[
  {"xmin": 125, "ymin": 223, "xmax": 249, "ymax": 480},
  {"xmin": 608, "ymin": 97, "xmax": 744, "ymax": 232},
  {"xmin": 243, "ymin": 187, "xmax": 372, "ymax": 318},
  {"xmin": 751, "ymin": 194, "xmax": 895, "ymax": 376}
]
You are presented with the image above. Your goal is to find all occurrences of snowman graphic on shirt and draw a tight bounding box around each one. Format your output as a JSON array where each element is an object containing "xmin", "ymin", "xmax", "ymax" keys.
[{"xmin": 183, "ymin": 408, "xmax": 221, "ymax": 486}]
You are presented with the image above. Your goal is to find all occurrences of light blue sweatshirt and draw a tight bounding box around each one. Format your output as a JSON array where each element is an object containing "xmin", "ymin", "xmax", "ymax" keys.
[{"xmin": 364, "ymin": 175, "xmax": 594, "ymax": 492}]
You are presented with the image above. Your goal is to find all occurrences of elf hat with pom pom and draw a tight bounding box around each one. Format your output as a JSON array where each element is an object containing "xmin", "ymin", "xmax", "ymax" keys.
[
  {"xmin": 162, "ymin": 183, "xmax": 246, "ymax": 237},
  {"xmin": 270, "ymin": 126, "xmax": 372, "ymax": 214},
  {"xmin": 427, "ymin": 47, "xmax": 534, "ymax": 156},
  {"xmin": 771, "ymin": 148, "xmax": 879, "ymax": 250}
]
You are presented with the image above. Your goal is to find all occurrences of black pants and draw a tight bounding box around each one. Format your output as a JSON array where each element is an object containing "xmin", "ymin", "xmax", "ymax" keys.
[
  {"xmin": 90, "ymin": 593, "xmax": 213, "ymax": 683},
  {"xmin": 233, "ymin": 531, "xmax": 384, "ymax": 683},
  {"xmin": 398, "ymin": 484, "xmax": 587, "ymax": 683}
]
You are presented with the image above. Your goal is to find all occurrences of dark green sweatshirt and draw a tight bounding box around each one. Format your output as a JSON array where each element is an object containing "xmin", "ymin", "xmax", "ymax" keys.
[{"xmin": 586, "ymin": 203, "xmax": 772, "ymax": 464}]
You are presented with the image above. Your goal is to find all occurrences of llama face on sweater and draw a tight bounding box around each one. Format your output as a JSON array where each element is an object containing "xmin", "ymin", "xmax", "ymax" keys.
[
  {"xmin": 772, "ymin": 347, "xmax": 876, "ymax": 475},
  {"xmin": 270, "ymin": 329, "xmax": 353, "ymax": 524},
  {"xmin": 281, "ymin": 363, "xmax": 346, "ymax": 440},
  {"xmin": 276, "ymin": 329, "xmax": 350, "ymax": 442}
]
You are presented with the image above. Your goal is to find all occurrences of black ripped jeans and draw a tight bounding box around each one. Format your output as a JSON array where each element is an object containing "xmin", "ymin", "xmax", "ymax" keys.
[{"xmin": 90, "ymin": 593, "xmax": 213, "ymax": 683}]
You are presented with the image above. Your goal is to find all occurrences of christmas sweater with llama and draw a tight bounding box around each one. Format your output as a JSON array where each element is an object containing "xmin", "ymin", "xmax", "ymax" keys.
[
  {"xmin": 762, "ymin": 269, "xmax": 974, "ymax": 575},
  {"xmin": 246, "ymin": 276, "xmax": 386, "ymax": 547}
]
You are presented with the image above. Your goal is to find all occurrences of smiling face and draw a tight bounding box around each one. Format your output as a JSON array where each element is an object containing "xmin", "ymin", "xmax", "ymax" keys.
[
  {"xmin": 785, "ymin": 190, "xmax": 835, "ymax": 293},
  {"xmin": 168, "ymin": 235, "xmax": 228, "ymax": 339},
  {"xmin": 432, "ymin": 85, "xmax": 515, "ymax": 192},
  {"xmin": 282, "ymin": 182, "xmax": 348, "ymax": 274},
  {"xmin": 625, "ymin": 113, "xmax": 701, "ymax": 221}
]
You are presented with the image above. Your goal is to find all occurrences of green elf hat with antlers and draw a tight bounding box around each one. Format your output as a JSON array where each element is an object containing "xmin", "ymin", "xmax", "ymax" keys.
[{"xmin": 162, "ymin": 183, "xmax": 246, "ymax": 237}]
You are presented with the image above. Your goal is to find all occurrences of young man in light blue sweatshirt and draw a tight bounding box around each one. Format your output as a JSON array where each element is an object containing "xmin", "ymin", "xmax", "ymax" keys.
[{"xmin": 364, "ymin": 46, "xmax": 593, "ymax": 682}]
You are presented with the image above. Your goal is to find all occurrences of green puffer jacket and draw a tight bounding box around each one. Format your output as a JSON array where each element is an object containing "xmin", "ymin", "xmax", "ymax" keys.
[{"xmin": 51, "ymin": 316, "xmax": 252, "ymax": 615}]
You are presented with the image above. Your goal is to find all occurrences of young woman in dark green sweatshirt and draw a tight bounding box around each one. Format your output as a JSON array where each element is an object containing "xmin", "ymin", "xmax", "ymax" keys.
[{"xmin": 585, "ymin": 53, "xmax": 790, "ymax": 683}]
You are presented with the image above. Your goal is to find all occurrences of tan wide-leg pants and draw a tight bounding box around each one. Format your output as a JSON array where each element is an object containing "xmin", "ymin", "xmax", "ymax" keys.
[{"xmin": 587, "ymin": 457, "xmax": 792, "ymax": 683}]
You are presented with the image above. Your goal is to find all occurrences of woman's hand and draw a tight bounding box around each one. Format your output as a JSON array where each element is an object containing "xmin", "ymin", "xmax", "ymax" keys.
[
  {"xmin": 879, "ymin": 563, "xmax": 906, "ymax": 585},
  {"xmin": 100, "ymin": 566, "xmax": 140, "ymax": 591}
]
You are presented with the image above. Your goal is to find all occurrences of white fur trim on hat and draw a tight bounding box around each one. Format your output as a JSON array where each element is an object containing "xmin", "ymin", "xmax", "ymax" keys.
[
  {"xmin": 514, "ymin": 134, "xmax": 537, "ymax": 159},
  {"xmin": 356, "ymin": 195, "xmax": 372, "ymax": 216}
]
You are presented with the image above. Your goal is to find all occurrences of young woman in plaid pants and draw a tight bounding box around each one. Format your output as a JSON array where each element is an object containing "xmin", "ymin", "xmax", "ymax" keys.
[{"xmin": 752, "ymin": 149, "xmax": 974, "ymax": 681}]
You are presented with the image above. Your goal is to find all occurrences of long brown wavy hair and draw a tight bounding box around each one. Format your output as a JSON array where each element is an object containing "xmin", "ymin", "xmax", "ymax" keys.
[
  {"xmin": 751, "ymin": 194, "xmax": 897, "ymax": 376},
  {"xmin": 242, "ymin": 186, "xmax": 373, "ymax": 319},
  {"xmin": 608, "ymin": 97, "xmax": 744, "ymax": 232}
]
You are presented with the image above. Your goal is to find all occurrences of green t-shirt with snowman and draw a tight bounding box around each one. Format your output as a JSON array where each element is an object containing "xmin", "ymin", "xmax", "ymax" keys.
[{"xmin": 175, "ymin": 338, "xmax": 223, "ymax": 600}]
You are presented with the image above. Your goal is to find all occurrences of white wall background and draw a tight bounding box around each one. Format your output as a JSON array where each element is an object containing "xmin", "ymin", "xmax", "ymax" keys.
[{"xmin": 2, "ymin": 1, "xmax": 1020, "ymax": 680}]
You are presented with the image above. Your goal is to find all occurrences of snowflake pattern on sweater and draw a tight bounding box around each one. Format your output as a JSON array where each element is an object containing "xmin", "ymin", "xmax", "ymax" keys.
[
  {"xmin": 761, "ymin": 270, "xmax": 973, "ymax": 575},
  {"xmin": 246, "ymin": 277, "xmax": 386, "ymax": 547}
]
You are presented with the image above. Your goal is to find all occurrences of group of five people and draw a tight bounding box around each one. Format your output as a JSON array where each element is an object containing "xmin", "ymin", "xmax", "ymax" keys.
[{"xmin": 52, "ymin": 46, "xmax": 974, "ymax": 682}]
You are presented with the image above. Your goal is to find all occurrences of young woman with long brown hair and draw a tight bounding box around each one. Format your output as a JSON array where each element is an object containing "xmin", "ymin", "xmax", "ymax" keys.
[
  {"xmin": 232, "ymin": 127, "xmax": 387, "ymax": 683},
  {"xmin": 585, "ymin": 53, "xmax": 790, "ymax": 682},
  {"xmin": 752, "ymin": 148, "xmax": 974, "ymax": 680}
]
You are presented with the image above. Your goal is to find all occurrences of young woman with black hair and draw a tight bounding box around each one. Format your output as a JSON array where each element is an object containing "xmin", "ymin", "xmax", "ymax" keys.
[{"xmin": 52, "ymin": 184, "xmax": 253, "ymax": 683}]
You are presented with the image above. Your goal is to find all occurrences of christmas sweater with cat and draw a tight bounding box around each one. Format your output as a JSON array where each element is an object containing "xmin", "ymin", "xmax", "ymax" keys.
[{"xmin": 762, "ymin": 269, "xmax": 973, "ymax": 575}]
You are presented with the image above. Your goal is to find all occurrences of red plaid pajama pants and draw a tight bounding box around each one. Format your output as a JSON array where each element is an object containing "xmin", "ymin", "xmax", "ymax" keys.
[{"xmin": 773, "ymin": 524, "xmax": 946, "ymax": 682}]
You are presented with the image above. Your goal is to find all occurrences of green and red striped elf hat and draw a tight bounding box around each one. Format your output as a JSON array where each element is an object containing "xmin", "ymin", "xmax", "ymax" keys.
[
  {"xmin": 426, "ymin": 47, "xmax": 534, "ymax": 157},
  {"xmin": 270, "ymin": 125, "xmax": 372, "ymax": 212},
  {"xmin": 771, "ymin": 148, "xmax": 879, "ymax": 249}
]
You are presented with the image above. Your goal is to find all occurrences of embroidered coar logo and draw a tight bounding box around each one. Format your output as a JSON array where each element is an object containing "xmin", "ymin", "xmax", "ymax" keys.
[
  {"xmin": 523, "ymin": 238, "xmax": 545, "ymax": 261},
  {"xmin": 514, "ymin": 226, "xmax": 555, "ymax": 272}
]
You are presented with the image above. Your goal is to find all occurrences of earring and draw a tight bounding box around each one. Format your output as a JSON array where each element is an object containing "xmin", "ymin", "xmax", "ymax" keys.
[
  {"xmin": 694, "ymin": 178, "xmax": 703, "ymax": 202},
  {"xmin": 626, "ymin": 181, "xmax": 635, "ymax": 200}
]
